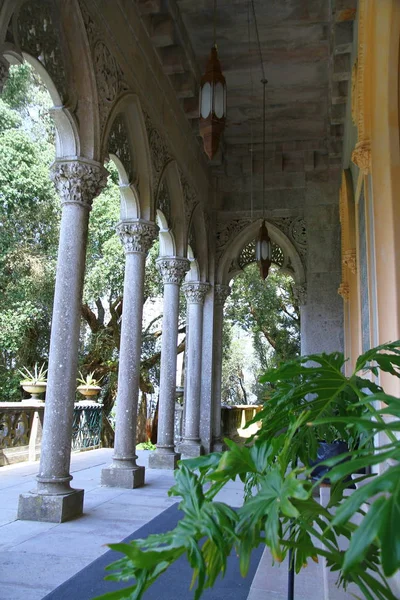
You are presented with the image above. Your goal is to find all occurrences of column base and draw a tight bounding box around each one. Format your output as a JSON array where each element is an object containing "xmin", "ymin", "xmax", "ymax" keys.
[
  {"xmin": 179, "ymin": 442, "xmax": 204, "ymax": 459},
  {"xmin": 148, "ymin": 450, "xmax": 181, "ymax": 470},
  {"xmin": 101, "ymin": 465, "xmax": 145, "ymax": 489},
  {"xmin": 17, "ymin": 488, "xmax": 84, "ymax": 523},
  {"xmin": 212, "ymin": 440, "xmax": 226, "ymax": 452}
]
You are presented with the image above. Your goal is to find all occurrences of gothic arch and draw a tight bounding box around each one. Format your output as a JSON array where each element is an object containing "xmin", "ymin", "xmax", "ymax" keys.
[
  {"xmin": 186, "ymin": 202, "xmax": 209, "ymax": 282},
  {"xmin": 102, "ymin": 94, "xmax": 153, "ymax": 221},
  {"xmin": 217, "ymin": 219, "xmax": 305, "ymax": 286},
  {"xmin": 156, "ymin": 161, "xmax": 186, "ymax": 257}
]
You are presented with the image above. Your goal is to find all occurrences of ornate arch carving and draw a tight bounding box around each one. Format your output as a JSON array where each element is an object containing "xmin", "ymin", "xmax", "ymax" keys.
[
  {"xmin": 108, "ymin": 113, "xmax": 135, "ymax": 183},
  {"xmin": 78, "ymin": 0, "xmax": 128, "ymax": 133}
]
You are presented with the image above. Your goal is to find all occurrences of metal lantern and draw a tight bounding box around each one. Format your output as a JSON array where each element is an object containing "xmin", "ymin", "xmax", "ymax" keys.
[
  {"xmin": 199, "ymin": 45, "xmax": 227, "ymax": 159},
  {"xmin": 256, "ymin": 220, "xmax": 272, "ymax": 280}
]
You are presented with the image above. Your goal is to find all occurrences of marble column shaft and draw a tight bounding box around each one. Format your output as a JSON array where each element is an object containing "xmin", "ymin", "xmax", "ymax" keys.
[
  {"xmin": 18, "ymin": 159, "xmax": 107, "ymax": 522},
  {"xmin": 149, "ymin": 257, "xmax": 189, "ymax": 469},
  {"xmin": 181, "ymin": 282, "xmax": 210, "ymax": 455},
  {"xmin": 101, "ymin": 220, "xmax": 157, "ymax": 489},
  {"xmin": 212, "ymin": 284, "xmax": 231, "ymax": 450}
]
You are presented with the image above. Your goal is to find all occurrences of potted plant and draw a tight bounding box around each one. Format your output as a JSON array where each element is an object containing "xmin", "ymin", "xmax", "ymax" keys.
[
  {"xmin": 19, "ymin": 363, "xmax": 47, "ymax": 402},
  {"xmin": 94, "ymin": 342, "xmax": 400, "ymax": 600},
  {"xmin": 76, "ymin": 371, "xmax": 102, "ymax": 403}
]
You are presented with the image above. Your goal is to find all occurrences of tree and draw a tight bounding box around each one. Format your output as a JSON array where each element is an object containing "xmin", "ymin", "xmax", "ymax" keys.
[
  {"xmin": 221, "ymin": 264, "xmax": 300, "ymax": 403},
  {"xmin": 0, "ymin": 66, "xmax": 59, "ymax": 399}
]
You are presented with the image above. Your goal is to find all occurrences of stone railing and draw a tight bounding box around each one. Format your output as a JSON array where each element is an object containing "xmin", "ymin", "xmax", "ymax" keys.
[
  {"xmin": 221, "ymin": 404, "xmax": 262, "ymax": 440},
  {"xmin": 0, "ymin": 402, "xmax": 44, "ymax": 466},
  {"xmin": 0, "ymin": 401, "xmax": 103, "ymax": 466}
]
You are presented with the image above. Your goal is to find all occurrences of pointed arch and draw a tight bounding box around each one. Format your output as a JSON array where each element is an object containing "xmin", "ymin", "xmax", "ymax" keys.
[
  {"xmin": 156, "ymin": 160, "xmax": 186, "ymax": 257},
  {"xmin": 103, "ymin": 94, "xmax": 153, "ymax": 220},
  {"xmin": 217, "ymin": 219, "xmax": 305, "ymax": 286}
]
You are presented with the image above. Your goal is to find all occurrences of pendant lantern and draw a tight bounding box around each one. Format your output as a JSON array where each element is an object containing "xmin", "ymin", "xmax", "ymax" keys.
[
  {"xmin": 199, "ymin": 45, "xmax": 227, "ymax": 159},
  {"xmin": 256, "ymin": 219, "xmax": 272, "ymax": 280}
]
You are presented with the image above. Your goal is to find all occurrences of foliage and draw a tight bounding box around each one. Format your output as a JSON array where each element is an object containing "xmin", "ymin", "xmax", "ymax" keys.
[
  {"xmin": 0, "ymin": 65, "xmax": 58, "ymax": 399},
  {"xmin": 221, "ymin": 264, "xmax": 300, "ymax": 404},
  {"xmin": 136, "ymin": 440, "xmax": 157, "ymax": 451},
  {"xmin": 18, "ymin": 362, "xmax": 47, "ymax": 384},
  {"xmin": 77, "ymin": 371, "xmax": 103, "ymax": 387},
  {"xmin": 96, "ymin": 341, "xmax": 400, "ymax": 600}
]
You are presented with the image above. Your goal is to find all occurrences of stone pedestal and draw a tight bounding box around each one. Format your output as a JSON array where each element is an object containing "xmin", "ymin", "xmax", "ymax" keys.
[
  {"xmin": 149, "ymin": 257, "xmax": 189, "ymax": 469},
  {"xmin": 101, "ymin": 220, "xmax": 157, "ymax": 488},
  {"xmin": 18, "ymin": 159, "xmax": 107, "ymax": 522},
  {"xmin": 179, "ymin": 282, "xmax": 209, "ymax": 459},
  {"xmin": 211, "ymin": 284, "xmax": 231, "ymax": 451}
]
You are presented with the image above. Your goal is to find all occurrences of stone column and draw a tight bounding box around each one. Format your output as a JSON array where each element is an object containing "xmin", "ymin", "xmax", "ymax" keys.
[
  {"xmin": 211, "ymin": 284, "xmax": 231, "ymax": 451},
  {"xmin": 18, "ymin": 159, "xmax": 107, "ymax": 522},
  {"xmin": 0, "ymin": 56, "xmax": 10, "ymax": 93},
  {"xmin": 149, "ymin": 257, "xmax": 189, "ymax": 469},
  {"xmin": 180, "ymin": 282, "xmax": 210, "ymax": 458},
  {"xmin": 101, "ymin": 220, "xmax": 158, "ymax": 489}
]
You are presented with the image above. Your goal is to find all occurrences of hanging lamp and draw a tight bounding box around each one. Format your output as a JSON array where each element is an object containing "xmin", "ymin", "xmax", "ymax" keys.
[
  {"xmin": 199, "ymin": 0, "xmax": 227, "ymax": 159},
  {"xmin": 255, "ymin": 78, "xmax": 272, "ymax": 280}
]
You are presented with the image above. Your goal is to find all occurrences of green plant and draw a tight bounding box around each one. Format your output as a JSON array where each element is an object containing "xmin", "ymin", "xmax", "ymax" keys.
[
  {"xmin": 18, "ymin": 362, "xmax": 47, "ymax": 384},
  {"xmin": 77, "ymin": 371, "xmax": 102, "ymax": 387},
  {"xmin": 95, "ymin": 341, "xmax": 400, "ymax": 600},
  {"xmin": 136, "ymin": 440, "xmax": 156, "ymax": 451}
]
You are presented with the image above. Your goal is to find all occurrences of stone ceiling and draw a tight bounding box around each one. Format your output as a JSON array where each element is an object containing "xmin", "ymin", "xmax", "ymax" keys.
[{"xmin": 138, "ymin": 0, "xmax": 356, "ymax": 212}]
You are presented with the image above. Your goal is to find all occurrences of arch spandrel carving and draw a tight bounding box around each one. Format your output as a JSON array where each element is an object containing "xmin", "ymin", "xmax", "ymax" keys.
[
  {"xmin": 216, "ymin": 217, "xmax": 306, "ymax": 287},
  {"xmin": 108, "ymin": 113, "xmax": 135, "ymax": 184}
]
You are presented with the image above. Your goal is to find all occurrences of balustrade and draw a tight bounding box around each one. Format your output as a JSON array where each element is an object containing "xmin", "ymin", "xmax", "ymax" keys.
[{"xmin": 0, "ymin": 402, "xmax": 103, "ymax": 466}]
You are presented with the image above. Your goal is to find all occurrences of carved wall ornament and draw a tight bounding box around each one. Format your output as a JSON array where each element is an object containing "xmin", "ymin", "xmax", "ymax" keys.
[
  {"xmin": 117, "ymin": 220, "xmax": 158, "ymax": 255},
  {"xmin": 51, "ymin": 160, "xmax": 108, "ymax": 209},
  {"xmin": 179, "ymin": 169, "xmax": 198, "ymax": 226},
  {"xmin": 79, "ymin": 1, "xmax": 128, "ymax": 132},
  {"xmin": 343, "ymin": 249, "xmax": 357, "ymax": 275},
  {"xmin": 351, "ymin": 140, "xmax": 371, "ymax": 174},
  {"xmin": 214, "ymin": 284, "xmax": 231, "ymax": 306},
  {"xmin": 338, "ymin": 282, "xmax": 350, "ymax": 301},
  {"xmin": 16, "ymin": 0, "xmax": 67, "ymax": 101},
  {"xmin": 156, "ymin": 257, "xmax": 190, "ymax": 285},
  {"xmin": 183, "ymin": 282, "xmax": 210, "ymax": 305},
  {"xmin": 292, "ymin": 283, "xmax": 307, "ymax": 306},
  {"xmin": 143, "ymin": 110, "xmax": 172, "ymax": 190},
  {"xmin": 0, "ymin": 56, "xmax": 9, "ymax": 93},
  {"xmin": 108, "ymin": 113, "xmax": 135, "ymax": 182},
  {"xmin": 157, "ymin": 179, "xmax": 171, "ymax": 225}
]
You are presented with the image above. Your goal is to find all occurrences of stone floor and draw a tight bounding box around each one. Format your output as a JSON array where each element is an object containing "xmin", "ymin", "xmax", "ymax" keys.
[{"xmin": 0, "ymin": 449, "xmax": 355, "ymax": 600}]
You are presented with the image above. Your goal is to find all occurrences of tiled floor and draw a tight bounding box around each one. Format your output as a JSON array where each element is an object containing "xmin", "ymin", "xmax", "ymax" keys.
[{"xmin": 0, "ymin": 449, "xmax": 356, "ymax": 600}]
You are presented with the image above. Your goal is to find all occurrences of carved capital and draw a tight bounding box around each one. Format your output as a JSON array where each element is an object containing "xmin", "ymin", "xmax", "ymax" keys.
[
  {"xmin": 343, "ymin": 249, "xmax": 357, "ymax": 275},
  {"xmin": 351, "ymin": 141, "xmax": 371, "ymax": 175},
  {"xmin": 183, "ymin": 282, "xmax": 210, "ymax": 305},
  {"xmin": 338, "ymin": 282, "xmax": 350, "ymax": 301},
  {"xmin": 51, "ymin": 160, "xmax": 108, "ymax": 209},
  {"xmin": 156, "ymin": 257, "xmax": 190, "ymax": 285},
  {"xmin": 0, "ymin": 56, "xmax": 9, "ymax": 93},
  {"xmin": 117, "ymin": 220, "xmax": 158, "ymax": 255},
  {"xmin": 293, "ymin": 283, "xmax": 307, "ymax": 306},
  {"xmin": 214, "ymin": 284, "xmax": 231, "ymax": 306}
]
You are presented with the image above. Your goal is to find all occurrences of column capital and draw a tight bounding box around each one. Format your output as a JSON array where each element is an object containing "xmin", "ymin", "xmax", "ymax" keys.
[
  {"xmin": 156, "ymin": 257, "xmax": 190, "ymax": 285},
  {"xmin": 50, "ymin": 159, "xmax": 108, "ymax": 210},
  {"xmin": 183, "ymin": 282, "xmax": 210, "ymax": 305},
  {"xmin": 117, "ymin": 220, "xmax": 158, "ymax": 255},
  {"xmin": 214, "ymin": 284, "xmax": 231, "ymax": 306},
  {"xmin": 0, "ymin": 56, "xmax": 9, "ymax": 93},
  {"xmin": 293, "ymin": 282, "xmax": 307, "ymax": 306}
]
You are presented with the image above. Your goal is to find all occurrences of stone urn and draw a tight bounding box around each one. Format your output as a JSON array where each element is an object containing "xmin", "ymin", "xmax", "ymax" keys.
[
  {"xmin": 20, "ymin": 381, "xmax": 47, "ymax": 403},
  {"xmin": 77, "ymin": 384, "xmax": 101, "ymax": 404}
]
